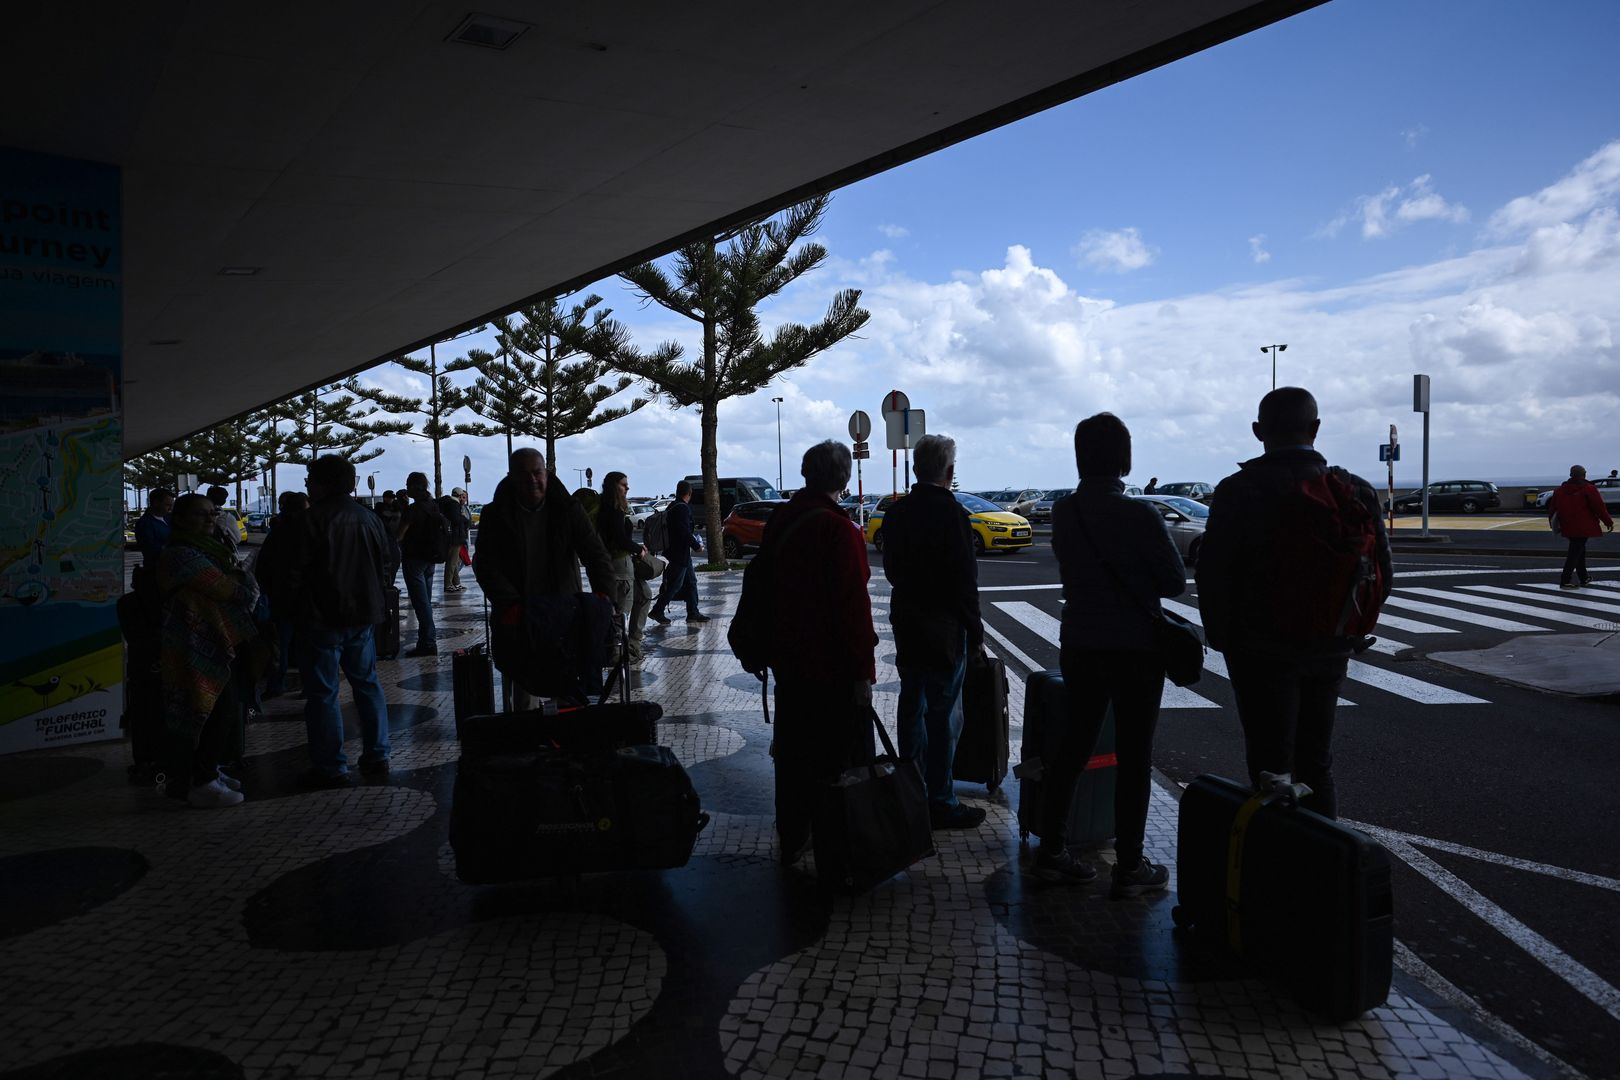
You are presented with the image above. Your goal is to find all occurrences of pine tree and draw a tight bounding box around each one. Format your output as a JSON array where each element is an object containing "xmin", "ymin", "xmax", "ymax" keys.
[
  {"xmin": 274, "ymin": 380, "xmax": 404, "ymax": 477},
  {"xmin": 615, "ymin": 195, "xmax": 869, "ymax": 559},
  {"xmin": 354, "ymin": 344, "xmax": 482, "ymax": 497},
  {"xmin": 460, "ymin": 330, "xmax": 538, "ymax": 461}
]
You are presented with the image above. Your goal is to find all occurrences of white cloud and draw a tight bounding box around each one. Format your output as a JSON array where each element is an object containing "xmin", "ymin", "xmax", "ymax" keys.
[
  {"xmin": 1320, "ymin": 175, "xmax": 1469, "ymax": 239},
  {"xmin": 1248, "ymin": 234, "xmax": 1271, "ymax": 264},
  {"xmin": 1402, "ymin": 124, "xmax": 1429, "ymax": 148},
  {"xmin": 1073, "ymin": 227, "xmax": 1156, "ymax": 273},
  {"xmin": 877, "ymin": 223, "xmax": 910, "ymax": 239},
  {"xmin": 1487, "ymin": 139, "xmax": 1620, "ymax": 237}
]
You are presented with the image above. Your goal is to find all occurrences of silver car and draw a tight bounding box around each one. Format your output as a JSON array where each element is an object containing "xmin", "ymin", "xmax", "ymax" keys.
[
  {"xmin": 1027, "ymin": 488, "xmax": 1073, "ymax": 523},
  {"xmin": 1133, "ymin": 494, "xmax": 1208, "ymax": 565}
]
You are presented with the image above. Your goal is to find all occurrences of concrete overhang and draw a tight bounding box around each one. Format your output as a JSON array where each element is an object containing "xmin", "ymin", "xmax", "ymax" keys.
[{"xmin": 2, "ymin": 1, "xmax": 1322, "ymax": 455}]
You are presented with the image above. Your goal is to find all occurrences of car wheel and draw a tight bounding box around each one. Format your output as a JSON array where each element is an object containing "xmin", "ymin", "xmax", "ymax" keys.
[
  {"xmin": 872, "ymin": 529, "xmax": 883, "ymax": 552},
  {"xmin": 723, "ymin": 536, "xmax": 740, "ymax": 559},
  {"xmin": 1461, "ymin": 499, "xmax": 1479, "ymax": 514},
  {"xmin": 972, "ymin": 532, "xmax": 986, "ymax": 557},
  {"xmin": 1186, "ymin": 536, "xmax": 1202, "ymax": 567}
]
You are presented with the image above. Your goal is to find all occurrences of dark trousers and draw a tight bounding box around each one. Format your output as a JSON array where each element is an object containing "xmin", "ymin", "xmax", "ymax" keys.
[
  {"xmin": 1562, "ymin": 537, "xmax": 1590, "ymax": 585},
  {"xmin": 1225, "ymin": 649, "xmax": 1348, "ymax": 818},
  {"xmin": 1043, "ymin": 648, "xmax": 1164, "ymax": 868},
  {"xmin": 773, "ymin": 676, "xmax": 876, "ymax": 851},
  {"xmin": 165, "ymin": 679, "xmax": 239, "ymax": 797},
  {"xmin": 651, "ymin": 557, "xmax": 700, "ymax": 617}
]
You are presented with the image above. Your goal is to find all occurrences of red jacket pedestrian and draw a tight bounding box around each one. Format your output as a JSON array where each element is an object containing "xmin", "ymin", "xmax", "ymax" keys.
[{"xmin": 1549, "ymin": 466, "xmax": 1613, "ymax": 588}]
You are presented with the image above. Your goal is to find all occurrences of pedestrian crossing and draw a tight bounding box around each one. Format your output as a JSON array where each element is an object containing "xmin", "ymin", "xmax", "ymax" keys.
[{"xmin": 986, "ymin": 574, "xmax": 1620, "ymax": 710}]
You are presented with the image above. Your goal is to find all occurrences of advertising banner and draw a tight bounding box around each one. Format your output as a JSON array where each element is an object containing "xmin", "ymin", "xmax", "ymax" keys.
[{"xmin": 0, "ymin": 148, "xmax": 124, "ymax": 754}]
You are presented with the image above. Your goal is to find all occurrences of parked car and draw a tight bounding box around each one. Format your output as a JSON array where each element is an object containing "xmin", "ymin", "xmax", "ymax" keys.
[
  {"xmin": 865, "ymin": 492, "xmax": 1032, "ymax": 556},
  {"xmin": 985, "ymin": 488, "xmax": 1043, "ymax": 516},
  {"xmin": 244, "ymin": 511, "xmax": 269, "ymax": 531},
  {"xmin": 1154, "ymin": 481, "xmax": 1214, "ymax": 502},
  {"xmin": 721, "ymin": 500, "xmax": 786, "ymax": 557},
  {"xmin": 1390, "ymin": 480, "xmax": 1501, "ymax": 514},
  {"xmin": 838, "ymin": 493, "xmax": 882, "ymax": 524},
  {"xmin": 1133, "ymin": 494, "xmax": 1208, "ymax": 566},
  {"xmin": 1536, "ymin": 476, "xmax": 1620, "ymax": 511},
  {"xmin": 1026, "ymin": 488, "xmax": 1073, "ymax": 523},
  {"xmin": 683, "ymin": 475, "xmax": 782, "ymax": 521},
  {"xmin": 628, "ymin": 497, "xmax": 661, "ymax": 527}
]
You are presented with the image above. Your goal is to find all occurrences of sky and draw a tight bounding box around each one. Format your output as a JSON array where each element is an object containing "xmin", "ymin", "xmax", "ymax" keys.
[{"xmin": 306, "ymin": 0, "xmax": 1620, "ymax": 506}]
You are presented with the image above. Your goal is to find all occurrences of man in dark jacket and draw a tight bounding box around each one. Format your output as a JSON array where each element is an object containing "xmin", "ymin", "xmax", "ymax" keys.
[
  {"xmin": 1548, "ymin": 465, "xmax": 1613, "ymax": 588},
  {"xmin": 881, "ymin": 434, "xmax": 986, "ymax": 830},
  {"xmin": 767, "ymin": 440, "xmax": 879, "ymax": 863},
  {"xmin": 283, "ymin": 455, "xmax": 395, "ymax": 787},
  {"xmin": 648, "ymin": 480, "xmax": 708, "ymax": 624},
  {"xmin": 398, "ymin": 472, "xmax": 447, "ymax": 657},
  {"xmin": 1196, "ymin": 387, "xmax": 1392, "ymax": 818},
  {"xmin": 473, "ymin": 448, "xmax": 615, "ymax": 709}
]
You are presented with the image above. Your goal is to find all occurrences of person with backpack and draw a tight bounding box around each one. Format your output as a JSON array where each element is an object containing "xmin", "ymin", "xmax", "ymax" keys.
[
  {"xmin": 647, "ymin": 480, "xmax": 709, "ymax": 625},
  {"xmin": 398, "ymin": 471, "xmax": 450, "ymax": 657},
  {"xmin": 1548, "ymin": 465, "xmax": 1613, "ymax": 589},
  {"xmin": 1196, "ymin": 387, "xmax": 1392, "ymax": 820}
]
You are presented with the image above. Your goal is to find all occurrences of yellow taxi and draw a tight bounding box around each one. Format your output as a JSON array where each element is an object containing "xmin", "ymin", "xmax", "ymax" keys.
[{"xmin": 865, "ymin": 491, "xmax": 1033, "ymax": 556}]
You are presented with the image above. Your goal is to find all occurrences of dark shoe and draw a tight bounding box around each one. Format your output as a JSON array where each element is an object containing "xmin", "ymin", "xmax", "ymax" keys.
[
  {"xmin": 359, "ymin": 756, "xmax": 391, "ymax": 777},
  {"xmin": 648, "ymin": 610, "xmax": 670, "ymax": 625},
  {"xmin": 687, "ymin": 613, "xmax": 711, "ymax": 623},
  {"xmin": 297, "ymin": 768, "xmax": 353, "ymax": 791},
  {"xmin": 1031, "ymin": 848, "xmax": 1098, "ymax": 884},
  {"xmin": 406, "ymin": 645, "xmax": 439, "ymax": 658},
  {"xmin": 1111, "ymin": 858, "xmax": 1170, "ymax": 898},
  {"xmin": 929, "ymin": 802, "xmax": 987, "ymax": 830}
]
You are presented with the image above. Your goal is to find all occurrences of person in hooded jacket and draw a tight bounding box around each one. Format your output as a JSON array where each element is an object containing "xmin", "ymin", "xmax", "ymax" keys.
[{"xmin": 1548, "ymin": 464, "xmax": 1614, "ymax": 589}]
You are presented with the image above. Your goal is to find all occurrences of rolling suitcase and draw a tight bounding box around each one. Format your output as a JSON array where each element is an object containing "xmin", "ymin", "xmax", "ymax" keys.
[
  {"xmin": 1015, "ymin": 670, "xmax": 1116, "ymax": 846},
  {"xmin": 452, "ymin": 642, "xmax": 495, "ymax": 731},
  {"xmin": 956, "ymin": 654, "xmax": 1009, "ymax": 792},
  {"xmin": 450, "ymin": 742, "xmax": 707, "ymax": 883},
  {"xmin": 458, "ymin": 701, "xmax": 661, "ymax": 755},
  {"xmin": 1172, "ymin": 775, "xmax": 1393, "ymax": 1021},
  {"xmin": 375, "ymin": 585, "xmax": 401, "ymax": 660}
]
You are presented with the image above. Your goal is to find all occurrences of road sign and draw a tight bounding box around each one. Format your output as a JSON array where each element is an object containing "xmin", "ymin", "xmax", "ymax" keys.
[
  {"xmin": 1413, "ymin": 374, "xmax": 1431, "ymax": 413},
  {"xmin": 881, "ymin": 390, "xmax": 909, "ymax": 417},
  {"xmin": 1379, "ymin": 444, "xmax": 1401, "ymax": 462},
  {"xmin": 848, "ymin": 410, "xmax": 871, "ymax": 442},
  {"xmin": 462, "ymin": 455, "xmax": 472, "ymax": 484},
  {"xmin": 885, "ymin": 408, "xmax": 925, "ymax": 450},
  {"xmin": 853, "ymin": 444, "xmax": 870, "ymax": 460},
  {"xmin": 586, "ymin": 467, "xmax": 593, "ymax": 485},
  {"xmin": 367, "ymin": 475, "xmax": 376, "ymax": 491}
]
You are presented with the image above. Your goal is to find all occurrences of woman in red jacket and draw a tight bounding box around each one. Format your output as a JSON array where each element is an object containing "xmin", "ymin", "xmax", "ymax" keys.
[{"xmin": 1549, "ymin": 465, "xmax": 1614, "ymax": 588}]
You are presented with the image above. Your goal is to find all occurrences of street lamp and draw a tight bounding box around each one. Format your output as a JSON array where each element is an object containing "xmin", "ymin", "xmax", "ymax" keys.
[
  {"xmin": 771, "ymin": 397, "xmax": 785, "ymax": 491},
  {"xmin": 1259, "ymin": 343, "xmax": 1288, "ymax": 390}
]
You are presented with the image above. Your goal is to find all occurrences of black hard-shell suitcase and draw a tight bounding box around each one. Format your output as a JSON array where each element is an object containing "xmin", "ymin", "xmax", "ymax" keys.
[
  {"xmin": 1016, "ymin": 670, "xmax": 1117, "ymax": 846},
  {"xmin": 375, "ymin": 585, "xmax": 401, "ymax": 660},
  {"xmin": 956, "ymin": 655, "xmax": 1009, "ymax": 792},
  {"xmin": 452, "ymin": 642, "xmax": 495, "ymax": 731},
  {"xmin": 1172, "ymin": 774, "xmax": 1393, "ymax": 1021},
  {"xmin": 116, "ymin": 589, "xmax": 164, "ymax": 779},
  {"xmin": 458, "ymin": 701, "xmax": 661, "ymax": 755},
  {"xmin": 450, "ymin": 743, "xmax": 707, "ymax": 883}
]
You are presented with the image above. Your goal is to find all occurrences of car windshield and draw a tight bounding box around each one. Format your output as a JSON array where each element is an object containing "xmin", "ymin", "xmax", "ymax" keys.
[
  {"xmin": 1155, "ymin": 496, "xmax": 1208, "ymax": 518},
  {"xmin": 955, "ymin": 493, "xmax": 1003, "ymax": 514},
  {"xmin": 1044, "ymin": 488, "xmax": 1073, "ymax": 500}
]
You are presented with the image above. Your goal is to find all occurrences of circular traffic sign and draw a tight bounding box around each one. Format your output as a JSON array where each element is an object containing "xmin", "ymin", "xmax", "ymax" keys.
[
  {"xmin": 848, "ymin": 410, "xmax": 872, "ymax": 441},
  {"xmin": 881, "ymin": 390, "xmax": 909, "ymax": 417}
]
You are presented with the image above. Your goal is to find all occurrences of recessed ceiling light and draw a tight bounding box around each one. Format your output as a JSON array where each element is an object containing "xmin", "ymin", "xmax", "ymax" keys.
[
  {"xmin": 219, "ymin": 266, "xmax": 261, "ymax": 276},
  {"xmin": 446, "ymin": 13, "xmax": 531, "ymax": 50}
]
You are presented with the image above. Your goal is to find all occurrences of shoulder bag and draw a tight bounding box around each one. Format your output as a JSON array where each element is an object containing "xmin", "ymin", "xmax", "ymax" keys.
[{"xmin": 1074, "ymin": 509, "xmax": 1204, "ymax": 686}]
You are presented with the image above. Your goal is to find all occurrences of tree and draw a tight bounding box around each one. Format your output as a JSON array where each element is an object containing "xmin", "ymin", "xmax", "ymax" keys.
[
  {"xmin": 184, "ymin": 413, "xmax": 266, "ymax": 509},
  {"xmin": 462, "ymin": 297, "xmax": 671, "ymax": 475},
  {"xmin": 251, "ymin": 406, "xmax": 297, "ymax": 510},
  {"xmin": 274, "ymin": 379, "xmax": 404, "ymax": 476},
  {"xmin": 615, "ymin": 195, "xmax": 869, "ymax": 559},
  {"xmin": 354, "ymin": 344, "xmax": 482, "ymax": 497}
]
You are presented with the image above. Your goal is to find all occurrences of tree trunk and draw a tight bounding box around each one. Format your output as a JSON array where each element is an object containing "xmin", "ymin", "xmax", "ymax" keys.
[
  {"xmin": 502, "ymin": 348, "xmax": 513, "ymax": 460},
  {"xmin": 430, "ymin": 344, "xmax": 443, "ymax": 497},
  {"xmin": 543, "ymin": 335, "xmax": 556, "ymax": 477},
  {"xmin": 700, "ymin": 238, "xmax": 724, "ymax": 562}
]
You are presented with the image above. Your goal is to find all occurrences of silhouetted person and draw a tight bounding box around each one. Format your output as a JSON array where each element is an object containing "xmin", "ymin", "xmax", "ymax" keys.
[
  {"xmin": 648, "ymin": 480, "xmax": 707, "ymax": 624},
  {"xmin": 397, "ymin": 471, "xmax": 447, "ymax": 657},
  {"xmin": 1549, "ymin": 465, "xmax": 1614, "ymax": 588}
]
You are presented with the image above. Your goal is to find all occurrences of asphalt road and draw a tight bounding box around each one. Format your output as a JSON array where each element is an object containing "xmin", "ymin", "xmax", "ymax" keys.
[{"xmin": 969, "ymin": 543, "xmax": 1620, "ymax": 1077}]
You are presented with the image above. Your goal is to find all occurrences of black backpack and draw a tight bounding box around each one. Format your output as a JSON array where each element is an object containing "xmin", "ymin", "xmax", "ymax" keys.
[
  {"xmin": 728, "ymin": 508, "xmax": 831, "ymax": 676},
  {"xmin": 403, "ymin": 501, "xmax": 451, "ymax": 561}
]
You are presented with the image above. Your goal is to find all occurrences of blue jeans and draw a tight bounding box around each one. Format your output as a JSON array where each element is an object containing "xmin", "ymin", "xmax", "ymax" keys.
[
  {"xmin": 301, "ymin": 623, "xmax": 391, "ymax": 776},
  {"xmin": 402, "ymin": 558, "xmax": 437, "ymax": 649},
  {"xmin": 652, "ymin": 558, "xmax": 701, "ymax": 617},
  {"xmin": 897, "ymin": 647, "xmax": 968, "ymax": 809}
]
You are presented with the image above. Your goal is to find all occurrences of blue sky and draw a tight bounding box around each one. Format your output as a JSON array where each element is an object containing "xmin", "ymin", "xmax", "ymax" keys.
[{"xmin": 335, "ymin": 1, "xmax": 1620, "ymax": 504}]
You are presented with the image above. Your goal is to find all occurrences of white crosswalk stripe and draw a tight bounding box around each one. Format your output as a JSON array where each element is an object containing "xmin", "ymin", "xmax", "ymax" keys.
[
  {"xmin": 992, "ymin": 601, "xmax": 1219, "ymax": 708},
  {"xmin": 1511, "ymin": 584, "xmax": 1620, "ymax": 616},
  {"xmin": 1399, "ymin": 587, "xmax": 1618, "ymax": 630},
  {"xmin": 1159, "ymin": 599, "xmax": 1356, "ymax": 706},
  {"xmin": 1382, "ymin": 594, "xmax": 1550, "ymax": 633},
  {"xmin": 1369, "ymin": 611, "xmax": 1461, "ymax": 635}
]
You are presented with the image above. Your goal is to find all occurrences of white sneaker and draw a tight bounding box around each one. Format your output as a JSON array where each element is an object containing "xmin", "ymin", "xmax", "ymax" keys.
[
  {"xmin": 187, "ymin": 778, "xmax": 245, "ymax": 808},
  {"xmin": 215, "ymin": 770, "xmax": 243, "ymax": 792}
]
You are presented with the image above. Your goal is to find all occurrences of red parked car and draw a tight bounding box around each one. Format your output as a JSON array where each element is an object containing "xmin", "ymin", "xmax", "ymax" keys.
[{"xmin": 722, "ymin": 500, "xmax": 786, "ymax": 558}]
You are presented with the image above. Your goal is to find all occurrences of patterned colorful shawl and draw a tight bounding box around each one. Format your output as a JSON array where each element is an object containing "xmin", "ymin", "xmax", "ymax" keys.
[{"xmin": 159, "ymin": 533, "xmax": 259, "ymax": 737}]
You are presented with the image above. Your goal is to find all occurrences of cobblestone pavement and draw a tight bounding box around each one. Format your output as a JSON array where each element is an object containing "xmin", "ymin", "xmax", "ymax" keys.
[{"xmin": 0, "ymin": 564, "xmax": 1554, "ymax": 1079}]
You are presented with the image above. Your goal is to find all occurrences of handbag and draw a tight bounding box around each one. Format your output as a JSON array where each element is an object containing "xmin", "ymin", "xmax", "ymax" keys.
[
  {"xmin": 635, "ymin": 551, "xmax": 666, "ymax": 581},
  {"xmin": 459, "ymin": 543, "xmax": 472, "ymax": 567},
  {"xmin": 1074, "ymin": 509, "xmax": 1204, "ymax": 687},
  {"xmin": 811, "ymin": 707, "xmax": 936, "ymax": 893}
]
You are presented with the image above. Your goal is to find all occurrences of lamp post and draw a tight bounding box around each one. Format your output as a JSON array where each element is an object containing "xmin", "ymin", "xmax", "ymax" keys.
[
  {"xmin": 771, "ymin": 396, "xmax": 785, "ymax": 491},
  {"xmin": 1260, "ymin": 344, "xmax": 1287, "ymax": 390}
]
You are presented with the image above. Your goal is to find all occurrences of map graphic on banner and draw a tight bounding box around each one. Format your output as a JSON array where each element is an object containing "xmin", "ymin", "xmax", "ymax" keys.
[{"xmin": 0, "ymin": 148, "xmax": 124, "ymax": 753}]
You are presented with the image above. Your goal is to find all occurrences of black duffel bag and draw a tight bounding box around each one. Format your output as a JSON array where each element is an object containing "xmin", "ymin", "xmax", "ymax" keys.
[{"xmin": 812, "ymin": 708, "xmax": 935, "ymax": 894}]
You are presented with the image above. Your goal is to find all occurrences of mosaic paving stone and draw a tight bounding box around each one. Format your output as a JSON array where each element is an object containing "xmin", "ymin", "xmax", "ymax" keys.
[
  {"xmin": 0, "ymin": 847, "xmax": 148, "ymax": 941},
  {"xmin": 0, "ymin": 754, "xmax": 103, "ymax": 802}
]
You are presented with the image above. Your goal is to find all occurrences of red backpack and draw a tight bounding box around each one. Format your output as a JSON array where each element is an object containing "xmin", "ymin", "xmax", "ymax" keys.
[{"xmin": 1267, "ymin": 467, "xmax": 1386, "ymax": 642}]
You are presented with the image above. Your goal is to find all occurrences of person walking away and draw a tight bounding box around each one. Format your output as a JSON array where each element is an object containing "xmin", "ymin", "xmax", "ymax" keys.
[
  {"xmin": 438, "ymin": 487, "xmax": 472, "ymax": 592},
  {"xmin": 1196, "ymin": 387, "xmax": 1392, "ymax": 820},
  {"xmin": 135, "ymin": 488, "xmax": 174, "ymax": 568},
  {"xmin": 473, "ymin": 449, "xmax": 616, "ymax": 709},
  {"xmin": 397, "ymin": 472, "xmax": 449, "ymax": 657},
  {"xmin": 881, "ymin": 434, "xmax": 987, "ymax": 830},
  {"xmin": 1144, "ymin": 477, "xmax": 1159, "ymax": 495},
  {"xmin": 648, "ymin": 480, "xmax": 708, "ymax": 624},
  {"xmin": 252, "ymin": 491, "xmax": 310, "ymax": 697},
  {"xmin": 158, "ymin": 494, "xmax": 259, "ymax": 808},
  {"xmin": 282, "ymin": 455, "xmax": 395, "ymax": 787},
  {"xmin": 1549, "ymin": 464, "xmax": 1614, "ymax": 588},
  {"xmin": 765, "ymin": 441, "xmax": 879, "ymax": 863},
  {"xmin": 596, "ymin": 471, "xmax": 652, "ymax": 663},
  {"xmin": 204, "ymin": 485, "xmax": 242, "ymax": 561},
  {"xmin": 1031, "ymin": 414, "xmax": 1185, "ymax": 893},
  {"xmin": 375, "ymin": 490, "xmax": 404, "ymax": 537}
]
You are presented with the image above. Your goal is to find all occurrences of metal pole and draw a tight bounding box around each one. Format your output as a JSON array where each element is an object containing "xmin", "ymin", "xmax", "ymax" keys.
[
  {"xmin": 1421, "ymin": 410, "xmax": 1431, "ymax": 538},
  {"xmin": 1387, "ymin": 425, "xmax": 1396, "ymax": 533},
  {"xmin": 772, "ymin": 396, "xmax": 784, "ymax": 491}
]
